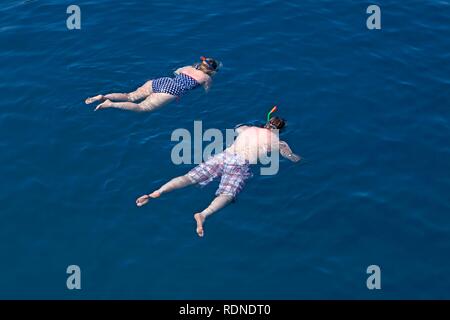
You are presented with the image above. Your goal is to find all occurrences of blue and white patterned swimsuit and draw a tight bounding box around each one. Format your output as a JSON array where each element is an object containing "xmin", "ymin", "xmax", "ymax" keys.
[{"xmin": 152, "ymin": 73, "xmax": 200, "ymax": 97}]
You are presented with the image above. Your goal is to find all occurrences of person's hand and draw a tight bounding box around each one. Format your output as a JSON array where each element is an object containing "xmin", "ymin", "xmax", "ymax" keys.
[
  {"xmin": 289, "ymin": 153, "xmax": 301, "ymax": 163},
  {"xmin": 136, "ymin": 194, "xmax": 150, "ymax": 207}
]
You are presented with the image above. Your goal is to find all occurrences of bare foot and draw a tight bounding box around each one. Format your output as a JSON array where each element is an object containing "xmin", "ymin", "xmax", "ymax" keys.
[
  {"xmin": 194, "ymin": 213, "xmax": 205, "ymax": 237},
  {"xmin": 85, "ymin": 95, "xmax": 104, "ymax": 104},
  {"xmin": 136, "ymin": 191, "xmax": 161, "ymax": 207},
  {"xmin": 94, "ymin": 99, "xmax": 112, "ymax": 111},
  {"xmin": 149, "ymin": 191, "xmax": 161, "ymax": 198}
]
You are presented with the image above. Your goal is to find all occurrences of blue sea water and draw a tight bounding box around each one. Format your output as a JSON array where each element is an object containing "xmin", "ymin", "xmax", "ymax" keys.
[{"xmin": 1, "ymin": 0, "xmax": 450, "ymax": 299}]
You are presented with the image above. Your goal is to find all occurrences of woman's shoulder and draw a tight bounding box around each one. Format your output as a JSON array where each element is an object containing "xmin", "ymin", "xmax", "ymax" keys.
[{"xmin": 179, "ymin": 66, "xmax": 211, "ymax": 83}]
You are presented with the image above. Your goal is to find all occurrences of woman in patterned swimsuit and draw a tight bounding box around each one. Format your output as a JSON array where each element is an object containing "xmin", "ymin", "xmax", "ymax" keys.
[{"xmin": 85, "ymin": 56, "xmax": 219, "ymax": 112}]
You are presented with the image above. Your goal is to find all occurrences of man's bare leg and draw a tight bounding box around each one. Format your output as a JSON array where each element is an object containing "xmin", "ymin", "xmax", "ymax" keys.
[
  {"xmin": 194, "ymin": 213, "xmax": 206, "ymax": 237},
  {"xmin": 136, "ymin": 190, "xmax": 162, "ymax": 207},
  {"xmin": 194, "ymin": 195, "xmax": 233, "ymax": 237},
  {"xmin": 136, "ymin": 175, "xmax": 195, "ymax": 207}
]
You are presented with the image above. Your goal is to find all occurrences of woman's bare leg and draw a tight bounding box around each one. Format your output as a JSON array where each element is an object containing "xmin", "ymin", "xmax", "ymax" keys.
[
  {"xmin": 85, "ymin": 94, "xmax": 105, "ymax": 104},
  {"xmin": 85, "ymin": 81, "xmax": 153, "ymax": 104},
  {"xmin": 103, "ymin": 93, "xmax": 130, "ymax": 101},
  {"xmin": 94, "ymin": 100, "xmax": 142, "ymax": 112},
  {"xmin": 95, "ymin": 92, "xmax": 175, "ymax": 112}
]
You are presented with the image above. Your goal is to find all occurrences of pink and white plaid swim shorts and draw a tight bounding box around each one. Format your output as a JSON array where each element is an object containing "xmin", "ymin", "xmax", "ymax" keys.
[{"xmin": 187, "ymin": 152, "xmax": 252, "ymax": 198}]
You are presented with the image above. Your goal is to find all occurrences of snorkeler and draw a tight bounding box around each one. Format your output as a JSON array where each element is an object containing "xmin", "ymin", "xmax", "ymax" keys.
[
  {"xmin": 85, "ymin": 56, "xmax": 220, "ymax": 112},
  {"xmin": 135, "ymin": 107, "xmax": 301, "ymax": 237}
]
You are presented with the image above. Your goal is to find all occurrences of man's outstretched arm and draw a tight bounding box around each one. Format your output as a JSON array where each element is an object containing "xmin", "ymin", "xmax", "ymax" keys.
[{"xmin": 279, "ymin": 140, "xmax": 301, "ymax": 162}]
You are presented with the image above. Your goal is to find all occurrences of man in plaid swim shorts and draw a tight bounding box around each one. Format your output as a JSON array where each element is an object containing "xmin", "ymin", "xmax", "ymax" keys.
[
  {"xmin": 136, "ymin": 116, "xmax": 301, "ymax": 237},
  {"xmin": 187, "ymin": 151, "xmax": 252, "ymax": 199}
]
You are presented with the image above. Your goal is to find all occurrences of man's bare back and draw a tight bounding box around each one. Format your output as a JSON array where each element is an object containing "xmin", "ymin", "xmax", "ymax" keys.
[
  {"xmin": 226, "ymin": 126, "xmax": 277, "ymax": 163},
  {"xmin": 226, "ymin": 125, "xmax": 294, "ymax": 164}
]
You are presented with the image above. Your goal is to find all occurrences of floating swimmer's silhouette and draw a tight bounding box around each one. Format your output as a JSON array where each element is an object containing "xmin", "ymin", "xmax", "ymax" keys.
[
  {"xmin": 136, "ymin": 107, "xmax": 301, "ymax": 237},
  {"xmin": 85, "ymin": 56, "xmax": 219, "ymax": 112}
]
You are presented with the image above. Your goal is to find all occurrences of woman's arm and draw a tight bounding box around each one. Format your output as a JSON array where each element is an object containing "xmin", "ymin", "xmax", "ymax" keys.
[
  {"xmin": 173, "ymin": 67, "xmax": 184, "ymax": 75},
  {"xmin": 203, "ymin": 77, "xmax": 212, "ymax": 92}
]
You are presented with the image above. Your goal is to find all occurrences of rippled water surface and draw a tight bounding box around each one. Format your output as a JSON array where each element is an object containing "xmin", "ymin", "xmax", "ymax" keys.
[{"xmin": 1, "ymin": 0, "xmax": 450, "ymax": 298}]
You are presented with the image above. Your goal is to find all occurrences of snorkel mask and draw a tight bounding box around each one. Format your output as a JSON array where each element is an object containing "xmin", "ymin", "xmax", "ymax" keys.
[{"xmin": 199, "ymin": 56, "xmax": 219, "ymax": 72}]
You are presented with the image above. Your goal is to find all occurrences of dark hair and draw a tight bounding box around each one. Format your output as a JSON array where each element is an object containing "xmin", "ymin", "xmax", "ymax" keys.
[
  {"xmin": 205, "ymin": 58, "xmax": 218, "ymax": 71},
  {"xmin": 269, "ymin": 116, "xmax": 286, "ymax": 130},
  {"xmin": 197, "ymin": 58, "xmax": 219, "ymax": 76}
]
